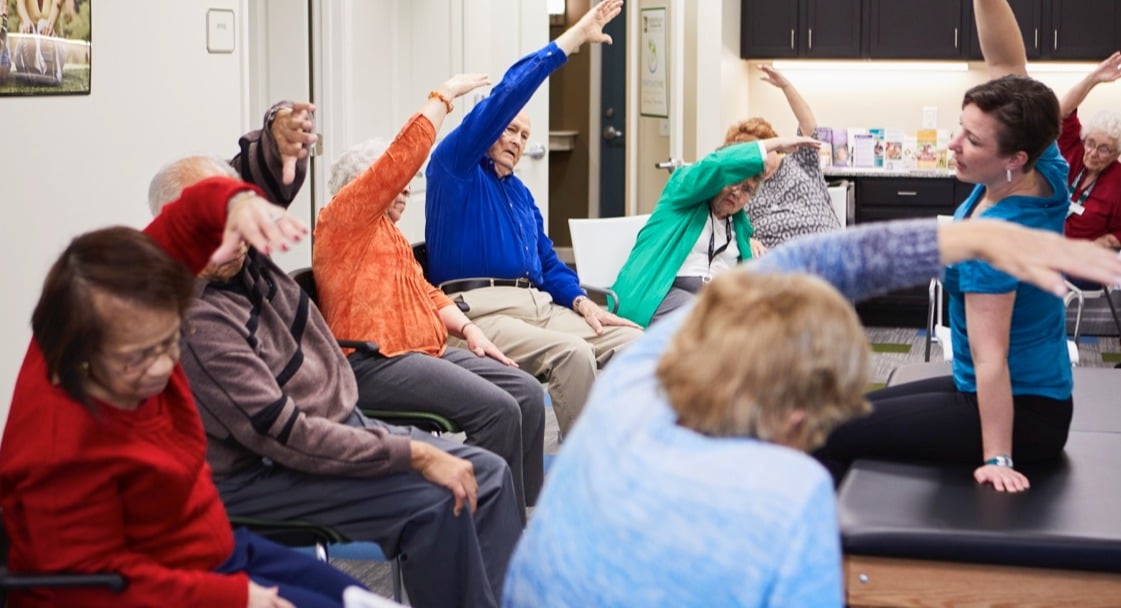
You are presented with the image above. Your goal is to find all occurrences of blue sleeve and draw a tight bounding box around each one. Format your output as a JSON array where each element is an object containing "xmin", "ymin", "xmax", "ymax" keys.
[
  {"xmin": 532, "ymin": 204, "xmax": 585, "ymax": 307},
  {"xmin": 765, "ymin": 477, "xmax": 844, "ymax": 608},
  {"xmin": 431, "ymin": 43, "xmax": 567, "ymax": 178},
  {"xmin": 956, "ymin": 259, "xmax": 1017, "ymax": 294}
]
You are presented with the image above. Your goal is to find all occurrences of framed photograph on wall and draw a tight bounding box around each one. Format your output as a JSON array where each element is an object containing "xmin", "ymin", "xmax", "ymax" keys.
[{"xmin": 1, "ymin": 0, "xmax": 91, "ymax": 96}]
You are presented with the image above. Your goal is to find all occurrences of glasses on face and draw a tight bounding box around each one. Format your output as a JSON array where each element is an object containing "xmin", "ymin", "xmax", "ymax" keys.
[
  {"xmin": 728, "ymin": 181, "xmax": 757, "ymax": 197},
  {"xmin": 1084, "ymin": 138, "xmax": 1117, "ymax": 157},
  {"xmin": 100, "ymin": 333, "xmax": 181, "ymax": 375}
]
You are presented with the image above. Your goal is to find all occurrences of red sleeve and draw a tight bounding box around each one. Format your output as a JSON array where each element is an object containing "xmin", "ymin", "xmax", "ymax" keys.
[
  {"xmin": 143, "ymin": 177, "xmax": 265, "ymax": 275},
  {"xmin": 1059, "ymin": 110, "xmax": 1085, "ymax": 180}
]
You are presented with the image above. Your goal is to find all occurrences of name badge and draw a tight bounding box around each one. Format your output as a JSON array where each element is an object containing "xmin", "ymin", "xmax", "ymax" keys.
[{"xmin": 1069, "ymin": 201, "xmax": 1086, "ymax": 216}]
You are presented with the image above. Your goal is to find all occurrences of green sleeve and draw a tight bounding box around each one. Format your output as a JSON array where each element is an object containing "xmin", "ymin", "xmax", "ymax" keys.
[{"xmin": 658, "ymin": 141, "xmax": 767, "ymax": 212}]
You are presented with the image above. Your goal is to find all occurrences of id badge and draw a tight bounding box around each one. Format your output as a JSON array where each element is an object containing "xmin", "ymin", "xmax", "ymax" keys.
[{"xmin": 1069, "ymin": 200, "xmax": 1086, "ymax": 216}]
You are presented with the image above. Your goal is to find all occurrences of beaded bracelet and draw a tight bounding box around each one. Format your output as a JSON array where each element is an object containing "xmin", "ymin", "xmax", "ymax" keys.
[{"xmin": 428, "ymin": 90, "xmax": 454, "ymax": 113}]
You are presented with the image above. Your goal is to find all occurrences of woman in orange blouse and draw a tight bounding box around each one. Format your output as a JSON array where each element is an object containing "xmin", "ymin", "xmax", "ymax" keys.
[{"xmin": 314, "ymin": 74, "xmax": 545, "ymax": 512}]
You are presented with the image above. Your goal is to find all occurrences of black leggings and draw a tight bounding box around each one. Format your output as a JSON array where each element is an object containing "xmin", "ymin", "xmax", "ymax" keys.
[{"xmin": 813, "ymin": 375, "xmax": 1072, "ymax": 487}]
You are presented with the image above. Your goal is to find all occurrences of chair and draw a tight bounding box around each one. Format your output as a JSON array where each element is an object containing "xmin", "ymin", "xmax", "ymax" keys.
[
  {"xmin": 567, "ymin": 214, "xmax": 652, "ymax": 313},
  {"xmin": 0, "ymin": 510, "xmax": 126, "ymax": 603},
  {"xmin": 230, "ymin": 516, "xmax": 403, "ymax": 603},
  {"xmin": 288, "ymin": 267, "xmax": 461, "ymax": 435},
  {"xmin": 1064, "ymin": 281, "xmax": 1121, "ymax": 344}
]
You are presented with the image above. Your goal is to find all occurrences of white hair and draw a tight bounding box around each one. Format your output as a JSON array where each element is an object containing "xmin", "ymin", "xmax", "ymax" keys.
[
  {"xmin": 328, "ymin": 138, "xmax": 390, "ymax": 199},
  {"xmin": 148, "ymin": 155, "xmax": 239, "ymax": 217},
  {"xmin": 1081, "ymin": 110, "xmax": 1121, "ymax": 147}
]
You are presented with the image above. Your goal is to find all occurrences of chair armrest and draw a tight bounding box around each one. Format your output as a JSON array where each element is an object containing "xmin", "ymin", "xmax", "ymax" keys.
[
  {"xmin": 582, "ymin": 285, "xmax": 620, "ymax": 314},
  {"xmin": 360, "ymin": 409, "xmax": 462, "ymax": 435}
]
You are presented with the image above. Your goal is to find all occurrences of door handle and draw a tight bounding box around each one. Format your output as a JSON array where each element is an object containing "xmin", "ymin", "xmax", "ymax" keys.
[
  {"xmin": 524, "ymin": 142, "xmax": 547, "ymax": 160},
  {"xmin": 655, "ymin": 157, "xmax": 685, "ymax": 173},
  {"xmin": 603, "ymin": 125, "xmax": 623, "ymax": 141}
]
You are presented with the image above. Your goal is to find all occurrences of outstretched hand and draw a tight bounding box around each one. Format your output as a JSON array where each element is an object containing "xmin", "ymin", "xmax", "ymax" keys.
[
  {"xmin": 211, "ymin": 192, "xmax": 308, "ymax": 264},
  {"xmin": 578, "ymin": 0, "xmax": 623, "ymax": 45},
  {"xmin": 761, "ymin": 136, "xmax": 820, "ymax": 155},
  {"xmin": 439, "ymin": 73, "xmax": 492, "ymax": 100},
  {"xmin": 974, "ymin": 464, "xmax": 1030, "ymax": 493},
  {"xmin": 1089, "ymin": 51, "xmax": 1121, "ymax": 85},
  {"xmin": 269, "ymin": 102, "xmax": 317, "ymax": 185},
  {"xmin": 940, "ymin": 220, "xmax": 1121, "ymax": 296},
  {"xmin": 759, "ymin": 64, "xmax": 791, "ymax": 89}
]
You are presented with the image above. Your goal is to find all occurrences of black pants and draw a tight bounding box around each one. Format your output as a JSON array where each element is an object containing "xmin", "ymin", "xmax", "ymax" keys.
[{"xmin": 813, "ymin": 375, "xmax": 1072, "ymax": 487}]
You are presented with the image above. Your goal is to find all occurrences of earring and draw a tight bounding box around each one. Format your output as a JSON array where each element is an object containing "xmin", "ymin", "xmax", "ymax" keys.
[
  {"xmin": 1007, "ymin": 168, "xmax": 1013, "ymax": 183},
  {"xmin": 79, "ymin": 361, "xmax": 90, "ymax": 375}
]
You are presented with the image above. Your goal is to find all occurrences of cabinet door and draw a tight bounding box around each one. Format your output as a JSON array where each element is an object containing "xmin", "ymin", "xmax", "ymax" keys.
[
  {"xmin": 1049, "ymin": 0, "xmax": 1121, "ymax": 60},
  {"xmin": 741, "ymin": 0, "xmax": 799, "ymax": 58},
  {"xmin": 802, "ymin": 0, "xmax": 862, "ymax": 57},
  {"xmin": 967, "ymin": 0, "xmax": 1043, "ymax": 60},
  {"xmin": 866, "ymin": 0, "xmax": 965, "ymax": 59}
]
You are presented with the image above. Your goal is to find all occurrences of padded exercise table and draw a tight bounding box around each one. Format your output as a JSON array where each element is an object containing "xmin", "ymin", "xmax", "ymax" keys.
[{"xmin": 840, "ymin": 364, "xmax": 1121, "ymax": 607}]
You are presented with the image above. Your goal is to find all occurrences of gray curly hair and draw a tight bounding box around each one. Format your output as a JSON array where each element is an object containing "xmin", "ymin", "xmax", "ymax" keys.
[
  {"xmin": 328, "ymin": 138, "xmax": 390, "ymax": 198},
  {"xmin": 1081, "ymin": 110, "xmax": 1121, "ymax": 148}
]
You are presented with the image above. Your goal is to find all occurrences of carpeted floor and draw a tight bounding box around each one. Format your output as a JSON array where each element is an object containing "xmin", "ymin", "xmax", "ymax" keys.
[{"xmin": 333, "ymin": 316, "xmax": 1121, "ymax": 602}]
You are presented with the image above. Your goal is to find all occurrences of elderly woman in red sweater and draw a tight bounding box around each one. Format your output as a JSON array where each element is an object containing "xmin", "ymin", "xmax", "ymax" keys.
[
  {"xmin": 314, "ymin": 73, "xmax": 546, "ymax": 512},
  {"xmin": 0, "ymin": 179, "xmax": 362, "ymax": 607}
]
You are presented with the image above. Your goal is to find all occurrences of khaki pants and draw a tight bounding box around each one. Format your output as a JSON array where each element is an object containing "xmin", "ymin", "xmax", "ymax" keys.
[{"xmin": 447, "ymin": 286, "xmax": 643, "ymax": 435}]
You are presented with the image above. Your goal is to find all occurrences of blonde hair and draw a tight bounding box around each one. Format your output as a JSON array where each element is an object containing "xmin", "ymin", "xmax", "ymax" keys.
[
  {"xmin": 656, "ymin": 271, "xmax": 871, "ymax": 451},
  {"xmin": 724, "ymin": 117, "xmax": 778, "ymax": 144}
]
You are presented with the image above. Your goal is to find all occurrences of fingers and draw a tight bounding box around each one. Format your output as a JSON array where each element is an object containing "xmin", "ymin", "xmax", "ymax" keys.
[
  {"xmin": 451, "ymin": 485, "xmax": 466, "ymax": 517},
  {"xmin": 210, "ymin": 229, "xmax": 248, "ymax": 266},
  {"xmin": 583, "ymin": 311, "xmax": 605, "ymax": 335},
  {"xmin": 465, "ymin": 469, "xmax": 479, "ymax": 514},
  {"xmin": 281, "ymin": 157, "xmax": 298, "ymax": 186}
]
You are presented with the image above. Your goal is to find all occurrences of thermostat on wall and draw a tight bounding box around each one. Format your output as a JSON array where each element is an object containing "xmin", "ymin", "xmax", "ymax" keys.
[{"xmin": 207, "ymin": 9, "xmax": 236, "ymax": 54}]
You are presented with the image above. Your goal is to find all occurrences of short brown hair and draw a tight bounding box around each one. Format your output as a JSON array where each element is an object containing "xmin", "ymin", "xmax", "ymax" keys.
[
  {"xmin": 656, "ymin": 271, "xmax": 871, "ymax": 451},
  {"xmin": 962, "ymin": 75, "xmax": 1060, "ymax": 171},
  {"xmin": 724, "ymin": 117, "xmax": 778, "ymax": 145},
  {"xmin": 31, "ymin": 227, "xmax": 195, "ymax": 407}
]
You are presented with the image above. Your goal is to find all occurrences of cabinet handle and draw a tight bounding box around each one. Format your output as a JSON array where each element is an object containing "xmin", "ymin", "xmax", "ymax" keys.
[
  {"xmin": 790, "ymin": 29, "xmax": 795, "ymax": 50},
  {"xmin": 1033, "ymin": 27, "xmax": 1039, "ymax": 49},
  {"xmin": 1054, "ymin": 29, "xmax": 1058, "ymax": 50},
  {"xmin": 896, "ymin": 191, "xmax": 918, "ymax": 197},
  {"xmin": 953, "ymin": 27, "xmax": 959, "ymax": 49},
  {"xmin": 808, "ymin": 28, "xmax": 813, "ymax": 50}
]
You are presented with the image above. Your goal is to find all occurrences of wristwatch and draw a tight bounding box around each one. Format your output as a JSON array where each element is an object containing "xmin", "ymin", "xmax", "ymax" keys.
[{"xmin": 984, "ymin": 454, "xmax": 1014, "ymax": 468}]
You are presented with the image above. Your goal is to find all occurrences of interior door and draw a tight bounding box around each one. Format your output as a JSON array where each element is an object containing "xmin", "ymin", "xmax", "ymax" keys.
[{"xmin": 599, "ymin": 7, "xmax": 627, "ymax": 218}]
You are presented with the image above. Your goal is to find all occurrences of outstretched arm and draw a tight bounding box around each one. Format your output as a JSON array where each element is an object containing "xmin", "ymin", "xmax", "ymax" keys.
[
  {"xmin": 555, "ymin": 0, "xmax": 623, "ymax": 56},
  {"xmin": 975, "ymin": 0, "xmax": 1027, "ymax": 79},
  {"xmin": 760, "ymin": 65, "xmax": 816, "ymax": 135},
  {"xmin": 1060, "ymin": 51, "xmax": 1121, "ymax": 118}
]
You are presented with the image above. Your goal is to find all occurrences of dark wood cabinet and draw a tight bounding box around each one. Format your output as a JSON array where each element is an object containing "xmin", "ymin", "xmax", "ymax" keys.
[
  {"xmin": 866, "ymin": 0, "xmax": 965, "ymax": 59},
  {"xmin": 1048, "ymin": 0, "xmax": 1121, "ymax": 60},
  {"xmin": 741, "ymin": 0, "xmax": 861, "ymax": 59},
  {"xmin": 967, "ymin": 0, "xmax": 1044, "ymax": 60}
]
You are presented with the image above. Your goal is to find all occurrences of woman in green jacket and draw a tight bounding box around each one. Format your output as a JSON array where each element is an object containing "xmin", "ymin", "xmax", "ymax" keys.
[{"xmin": 612, "ymin": 136, "xmax": 818, "ymax": 326}]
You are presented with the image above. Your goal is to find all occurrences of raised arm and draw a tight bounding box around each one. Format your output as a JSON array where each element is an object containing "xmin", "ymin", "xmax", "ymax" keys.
[
  {"xmin": 232, "ymin": 101, "xmax": 317, "ymax": 207},
  {"xmin": 974, "ymin": 0, "xmax": 1027, "ymax": 79},
  {"xmin": 554, "ymin": 0, "xmax": 623, "ymax": 56},
  {"xmin": 760, "ymin": 65, "xmax": 816, "ymax": 135},
  {"xmin": 1060, "ymin": 52, "xmax": 1121, "ymax": 118}
]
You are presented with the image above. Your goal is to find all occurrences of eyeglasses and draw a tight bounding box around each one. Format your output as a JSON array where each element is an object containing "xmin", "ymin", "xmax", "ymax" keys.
[
  {"xmin": 1084, "ymin": 138, "xmax": 1117, "ymax": 157},
  {"xmin": 728, "ymin": 181, "xmax": 758, "ymax": 197},
  {"xmin": 100, "ymin": 333, "xmax": 182, "ymax": 375}
]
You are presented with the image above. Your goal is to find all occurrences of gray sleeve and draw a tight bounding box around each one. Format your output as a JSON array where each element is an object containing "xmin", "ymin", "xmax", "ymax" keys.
[{"xmin": 748, "ymin": 218, "xmax": 942, "ymax": 302}]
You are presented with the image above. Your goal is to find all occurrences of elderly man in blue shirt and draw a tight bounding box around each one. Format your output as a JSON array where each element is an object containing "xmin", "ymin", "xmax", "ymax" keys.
[{"xmin": 425, "ymin": 0, "xmax": 641, "ymax": 436}]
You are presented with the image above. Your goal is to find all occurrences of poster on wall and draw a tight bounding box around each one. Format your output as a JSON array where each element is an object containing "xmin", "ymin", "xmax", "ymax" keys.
[
  {"xmin": 639, "ymin": 6, "xmax": 667, "ymax": 118},
  {"xmin": 1, "ymin": 0, "xmax": 91, "ymax": 96}
]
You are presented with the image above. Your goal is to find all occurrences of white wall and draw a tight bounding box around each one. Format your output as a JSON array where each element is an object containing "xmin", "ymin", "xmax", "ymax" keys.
[{"xmin": 0, "ymin": 0, "xmax": 248, "ymax": 433}]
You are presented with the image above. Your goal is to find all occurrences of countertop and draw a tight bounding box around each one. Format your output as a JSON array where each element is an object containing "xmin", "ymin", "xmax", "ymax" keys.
[{"xmin": 823, "ymin": 167, "xmax": 957, "ymax": 179}]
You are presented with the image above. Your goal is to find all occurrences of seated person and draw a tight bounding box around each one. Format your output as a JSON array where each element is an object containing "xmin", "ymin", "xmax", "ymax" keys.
[
  {"xmin": 611, "ymin": 136, "xmax": 818, "ymax": 327},
  {"xmin": 728, "ymin": 65, "xmax": 842, "ymax": 248},
  {"xmin": 424, "ymin": 0, "xmax": 641, "ymax": 436},
  {"xmin": 314, "ymin": 73, "xmax": 545, "ymax": 511},
  {"xmin": 1057, "ymin": 52, "xmax": 1121, "ymax": 255},
  {"xmin": 503, "ymin": 216, "xmax": 1121, "ymax": 608},
  {"xmin": 149, "ymin": 160, "xmax": 523, "ymax": 608},
  {"xmin": 0, "ymin": 180, "xmax": 362, "ymax": 607}
]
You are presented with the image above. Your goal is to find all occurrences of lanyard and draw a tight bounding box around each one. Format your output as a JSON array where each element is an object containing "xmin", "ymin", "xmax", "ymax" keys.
[
  {"xmin": 707, "ymin": 210, "xmax": 734, "ymax": 269},
  {"xmin": 1071, "ymin": 168, "xmax": 1099, "ymax": 205}
]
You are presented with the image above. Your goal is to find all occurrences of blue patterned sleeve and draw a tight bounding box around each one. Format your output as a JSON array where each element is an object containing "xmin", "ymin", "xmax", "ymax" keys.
[{"xmin": 766, "ymin": 477, "xmax": 845, "ymax": 607}]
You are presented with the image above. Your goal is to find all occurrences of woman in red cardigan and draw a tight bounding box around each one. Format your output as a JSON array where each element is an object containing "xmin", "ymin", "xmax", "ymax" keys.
[{"xmin": 0, "ymin": 178, "xmax": 362, "ymax": 607}]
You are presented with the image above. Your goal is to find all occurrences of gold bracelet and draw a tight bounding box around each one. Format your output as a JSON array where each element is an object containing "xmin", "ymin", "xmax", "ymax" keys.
[{"xmin": 428, "ymin": 90, "xmax": 454, "ymax": 113}]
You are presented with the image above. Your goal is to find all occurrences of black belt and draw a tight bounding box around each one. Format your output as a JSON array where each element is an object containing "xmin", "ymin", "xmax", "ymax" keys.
[{"xmin": 439, "ymin": 277, "xmax": 535, "ymax": 294}]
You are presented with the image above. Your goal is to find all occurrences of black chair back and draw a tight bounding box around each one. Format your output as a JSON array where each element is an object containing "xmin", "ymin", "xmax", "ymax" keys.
[
  {"xmin": 290, "ymin": 267, "xmax": 319, "ymax": 304},
  {"xmin": 412, "ymin": 242, "xmax": 430, "ymax": 282}
]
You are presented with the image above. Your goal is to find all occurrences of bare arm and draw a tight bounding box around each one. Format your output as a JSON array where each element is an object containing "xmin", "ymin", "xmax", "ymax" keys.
[
  {"xmin": 760, "ymin": 65, "xmax": 816, "ymax": 135},
  {"xmin": 554, "ymin": 0, "xmax": 623, "ymax": 56},
  {"xmin": 974, "ymin": 0, "xmax": 1027, "ymax": 78},
  {"xmin": 420, "ymin": 73, "xmax": 492, "ymax": 134},
  {"xmin": 1060, "ymin": 52, "xmax": 1121, "ymax": 118}
]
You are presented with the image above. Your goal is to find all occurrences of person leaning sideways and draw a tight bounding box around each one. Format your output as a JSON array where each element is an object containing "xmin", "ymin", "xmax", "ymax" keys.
[
  {"xmin": 0, "ymin": 180, "xmax": 364, "ymax": 608},
  {"xmin": 1057, "ymin": 51, "xmax": 1121, "ymax": 253},
  {"xmin": 314, "ymin": 73, "xmax": 546, "ymax": 512},
  {"xmin": 504, "ymin": 214, "xmax": 1121, "ymax": 608},
  {"xmin": 611, "ymin": 136, "xmax": 818, "ymax": 328},
  {"xmin": 815, "ymin": 0, "xmax": 1077, "ymax": 494},
  {"xmin": 424, "ymin": 0, "xmax": 642, "ymax": 437},
  {"xmin": 727, "ymin": 64, "xmax": 842, "ymax": 248},
  {"xmin": 150, "ymin": 157, "xmax": 522, "ymax": 608}
]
